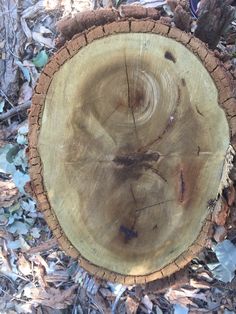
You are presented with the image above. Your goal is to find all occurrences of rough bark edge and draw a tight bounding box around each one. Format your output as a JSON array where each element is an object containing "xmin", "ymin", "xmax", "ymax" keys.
[
  {"xmin": 28, "ymin": 19, "xmax": 236, "ymax": 284},
  {"xmin": 56, "ymin": 6, "xmax": 161, "ymax": 46}
]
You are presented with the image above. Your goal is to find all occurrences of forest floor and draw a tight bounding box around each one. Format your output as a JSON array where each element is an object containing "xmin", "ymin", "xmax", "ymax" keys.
[{"xmin": 1, "ymin": 0, "xmax": 236, "ymax": 313}]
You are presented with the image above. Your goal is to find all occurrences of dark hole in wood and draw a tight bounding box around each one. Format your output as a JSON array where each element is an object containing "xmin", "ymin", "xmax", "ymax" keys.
[{"xmin": 164, "ymin": 51, "xmax": 176, "ymax": 63}]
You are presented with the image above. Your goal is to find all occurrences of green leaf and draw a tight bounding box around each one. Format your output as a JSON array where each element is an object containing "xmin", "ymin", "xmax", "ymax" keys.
[
  {"xmin": 12, "ymin": 170, "xmax": 30, "ymax": 194},
  {"xmin": 173, "ymin": 304, "xmax": 189, "ymax": 314},
  {"xmin": 0, "ymin": 100, "xmax": 5, "ymax": 113},
  {"xmin": 17, "ymin": 134, "xmax": 27, "ymax": 145},
  {"xmin": 8, "ymin": 221, "xmax": 30, "ymax": 235},
  {"xmin": 21, "ymin": 200, "xmax": 36, "ymax": 213},
  {"xmin": 208, "ymin": 240, "xmax": 236, "ymax": 283},
  {"xmin": 30, "ymin": 227, "xmax": 41, "ymax": 238},
  {"xmin": 32, "ymin": 50, "xmax": 48, "ymax": 68},
  {"xmin": 0, "ymin": 144, "xmax": 16, "ymax": 174},
  {"xmin": 6, "ymin": 145, "xmax": 20, "ymax": 163},
  {"xmin": 17, "ymin": 124, "xmax": 28, "ymax": 145},
  {"xmin": 15, "ymin": 60, "xmax": 31, "ymax": 82},
  {"xmin": 9, "ymin": 203, "xmax": 20, "ymax": 213},
  {"xmin": 18, "ymin": 125, "xmax": 28, "ymax": 135},
  {"xmin": 8, "ymin": 236, "xmax": 30, "ymax": 250}
]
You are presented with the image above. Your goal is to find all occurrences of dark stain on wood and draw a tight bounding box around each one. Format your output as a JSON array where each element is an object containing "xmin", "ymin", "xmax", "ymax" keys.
[
  {"xmin": 181, "ymin": 78, "xmax": 186, "ymax": 86},
  {"xmin": 113, "ymin": 151, "xmax": 159, "ymax": 167},
  {"xmin": 179, "ymin": 170, "xmax": 185, "ymax": 203},
  {"xmin": 197, "ymin": 146, "xmax": 201, "ymax": 156},
  {"xmin": 164, "ymin": 51, "xmax": 176, "ymax": 63},
  {"xmin": 119, "ymin": 225, "xmax": 138, "ymax": 242},
  {"xmin": 195, "ymin": 106, "xmax": 204, "ymax": 117},
  {"xmin": 131, "ymin": 88, "xmax": 146, "ymax": 109}
]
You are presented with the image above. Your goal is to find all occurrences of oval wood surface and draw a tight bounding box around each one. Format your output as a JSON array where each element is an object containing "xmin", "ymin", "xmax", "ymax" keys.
[{"xmin": 29, "ymin": 20, "xmax": 234, "ymax": 283}]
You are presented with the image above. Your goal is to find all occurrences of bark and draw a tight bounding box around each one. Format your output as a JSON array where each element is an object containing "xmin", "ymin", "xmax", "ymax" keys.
[
  {"xmin": 195, "ymin": 0, "xmax": 235, "ymax": 49},
  {"xmin": 0, "ymin": 0, "xmax": 25, "ymax": 102},
  {"xmin": 56, "ymin": 6, "xmax": 160, "ymax": 46}
]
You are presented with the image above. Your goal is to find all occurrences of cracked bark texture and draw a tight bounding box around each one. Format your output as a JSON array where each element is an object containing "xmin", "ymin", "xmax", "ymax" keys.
[
  {"xmin": 28, "ymin": 16, "xmax": 235, "ymax": 284},
  {"xmin": 195, "ymin": 0, "xmax": 235, "ymax": 49},
  {"xmin": 0, "ymin": 0, "xmax": 24, "ymax": 101}
]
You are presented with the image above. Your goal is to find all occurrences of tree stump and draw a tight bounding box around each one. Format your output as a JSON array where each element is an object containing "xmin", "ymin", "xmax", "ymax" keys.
[{"xmin": 28, "ymin": 11, "xmax": 236, "ymax": 284}]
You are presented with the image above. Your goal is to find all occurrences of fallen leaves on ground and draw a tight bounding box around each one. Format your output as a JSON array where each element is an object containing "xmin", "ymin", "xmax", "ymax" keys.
[{"xmin": 24, "ymin": 284, "xmax": 78, "ymax": 309}]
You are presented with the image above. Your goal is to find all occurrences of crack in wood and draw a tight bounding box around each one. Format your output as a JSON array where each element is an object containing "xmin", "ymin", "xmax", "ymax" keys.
[
  {"xmin": 130, "ymin": 183, "xmax": 140, "ymax": 234},
  {"xmin": 124, "ymin": 54, "xmax": 139, "ymax": 142},
  {"xmin": 101, "ymin": 102, "xmax": 123, "ymax": 124},
  {"xmin": 138, "ymin": 86, "xmax": 181, "ymax": 152},
  {"xmin": 195, "ymin": 106, "xmax": 204, "ymax": 117},
  {"xmin": 179, "ymin": 170, "xmax": 185, "ymax": 203},
  {"xmin": 197, "ymin": 146, "xmax": 201, "ymax": 156},
  {"xmin": 135, "ymin": 199, "xmax": 175, "ymax": 212},
  {"xmin": 130, "ymin": 184, "xmax": 138, "ymax": 207},
  {"xmin": 144, "ymin": 164, "xmax": 168, "ymax": 183}
]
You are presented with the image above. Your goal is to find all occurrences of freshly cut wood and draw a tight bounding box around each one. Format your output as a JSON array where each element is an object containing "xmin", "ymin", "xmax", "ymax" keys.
[{"xmin": 28, "ymin": 18, "xmax": 235, "ymax": 284}]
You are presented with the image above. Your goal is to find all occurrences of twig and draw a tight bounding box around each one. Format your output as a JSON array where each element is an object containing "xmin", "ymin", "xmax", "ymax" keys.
[
  {"xmin": 0, "ymin": 101, "xmax": 31, "ymax": 122},
  {"xmin": 0, "ymin": 89, "xmax": 15, "ymax": 108},
  {"xmin": 111, "ymin": 285, "xmax": 127, "ymax": 314},
  {"xmin": 25, "ymin": 237, "xmax": 58, "ymax": 254}
]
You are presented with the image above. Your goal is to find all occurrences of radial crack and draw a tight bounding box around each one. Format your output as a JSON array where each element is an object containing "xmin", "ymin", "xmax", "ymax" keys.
[
  {"xmin": 139, "ymin": 86, "xmax": 181, "ymax": 152},
  {"xmin": 179, "ymin": 170, "xmax": 185, "ymax": 203},
  {"xmin": 136, "ymin": 199, "xmax": 175, "ymax": 212},
  {"xmin": 124, "ymin": 55, "xmax": 139, "ymax": 142}
]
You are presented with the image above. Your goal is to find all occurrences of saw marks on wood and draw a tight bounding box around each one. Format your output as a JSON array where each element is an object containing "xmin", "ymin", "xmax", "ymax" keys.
[{"xmin": 37, "ymin": 33, "xmax": 229, "ymax": 277}]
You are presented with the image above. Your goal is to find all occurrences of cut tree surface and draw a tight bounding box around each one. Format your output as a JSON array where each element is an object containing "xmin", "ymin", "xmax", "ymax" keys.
[{"xmin": 28, "ymin": 19, "xmax": 236, "ymax": 284}]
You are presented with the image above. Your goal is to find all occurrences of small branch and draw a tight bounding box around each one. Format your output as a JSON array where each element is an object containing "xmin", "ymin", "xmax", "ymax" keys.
[
  {"xmin": 111, "ymin": 285, "xmax": 127, "ymax": 314},
  {"xmin": 25, "ymin": 238, "xmax": 58, "ymax": 254},
  {"xmin": 0, "ymin": 101, "xmax": 31, "ymax": 122},
  {"xmin": 0, "ymin": 88, "xmax": 15, "ymax": 108}
]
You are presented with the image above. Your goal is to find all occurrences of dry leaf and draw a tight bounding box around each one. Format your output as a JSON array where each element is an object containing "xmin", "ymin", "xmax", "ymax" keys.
[
  {"xmin": 213, "ymin": 225, "xmax": 227, "ymax": 242},
  {"xmin": 125, "ymin": 296, "xmax": 139, "ymax": 314},
  {"xmin": 34, "ymin": 264, "xmax": 47, "ymax": 288},
  {"xmin": 32, "ymin": 32, "xmax": 54, "ymax": 48},
  {"xmin": 189, "ymin": 279, "xmax": 210, "ymax": 290},
  {"xmin": 165, "ymin": 288, "xmax": 206, "ymax": 307},
  {"xmin": 0, "ymin": 178, "xmax": 19, "ymax": 208},
  {"xmin": 18, "ymin": 82, "xmax": 32, "ymax": 105},
  {"xmin": 99, "ymin": 287, "xmax": 113, "ymax": 299},
  {"xmin": 226, "ymin": 185, "xmax": 236, "ymax": 206},
  {"xmin": 17, "ymin": 253, "xmax": 32, "ymax": 276},
  {"xmin": 212, "ymin": 198, "xmax": 229, "ymax": 226},
  {"xmin": 0, "ymin": 245, "xmax": 18, "ymax": 281},
  {"xmin": 39, "ymin": 25, "xmax": 52, "ymax": 34},
  {"xmin": 29, "ymin": 285, "xmax": 77, "ymax": 309},
  {"xmin": 141, "ymin": 295, "xmax": 153, "ymax": 314}
]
